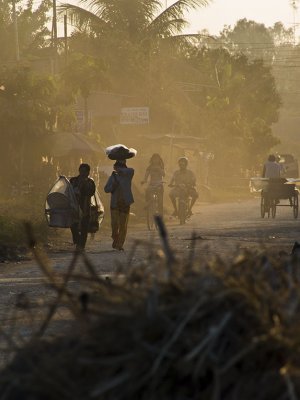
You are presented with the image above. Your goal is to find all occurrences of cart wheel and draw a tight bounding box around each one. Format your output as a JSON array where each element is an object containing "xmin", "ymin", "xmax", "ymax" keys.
[
  {"xmin": 293, "ymin": 193, "xmax": 298, "ymax": 219},
  {"xmin": 267, "ymin": 198, "xmax": 271, "ymax": 218},
  {"xmin": 271, "ymin": 199, "xmax": 276, "ymax": 218},
  {"xmin": 260, "ymin": 196, "xmax": 266, "ymax": 218}
]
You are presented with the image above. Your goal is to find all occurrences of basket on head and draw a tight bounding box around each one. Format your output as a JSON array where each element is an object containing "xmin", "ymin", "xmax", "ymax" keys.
[{"xmin": 105, "ymin": 144, "xmax": 137, "ymax": 160}]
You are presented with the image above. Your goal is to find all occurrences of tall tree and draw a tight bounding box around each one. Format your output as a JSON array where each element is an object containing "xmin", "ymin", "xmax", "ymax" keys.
[
  {"xmin": 58, "ymin": 0, "xmax": 211, "ymax": 135},
  {"xmin": 219, "ymin": 19, "xmax": 275, "ymax": 62},
  {"xmin": 60, "ymin": 0, "xmax": 210, "ymax": 42},
  {"xmin": 182, "ymin": 47, "xmax": 281, "ymax": 171},
  {"xmin": 0, "ymin": 0, "xmax": 51, "ymax": 64},
  {"xmin": 0, "ymin": 65, "xmax": 58, "ymax": 187}
]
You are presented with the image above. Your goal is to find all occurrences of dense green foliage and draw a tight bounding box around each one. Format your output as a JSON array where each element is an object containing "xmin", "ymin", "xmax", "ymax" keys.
[
  {"xmin": 0, "ymin": 65, "xmax": 58, "ymax": 186},
  {"xmin": 213, "ymin": 19, "xmax": 300, "ymax": 156}
]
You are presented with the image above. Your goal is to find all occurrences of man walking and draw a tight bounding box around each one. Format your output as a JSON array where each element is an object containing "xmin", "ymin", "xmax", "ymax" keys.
[
  {"xmin": 104, "ymin": 159, "xmax": 134, "ymax": 251},
  {"xmin": 104, "ymin": 145, "xmax": 136, "ymax": 251},
  {"xmin": 70, "ymin": 163, "xmax": 96, "ymax": 251}
]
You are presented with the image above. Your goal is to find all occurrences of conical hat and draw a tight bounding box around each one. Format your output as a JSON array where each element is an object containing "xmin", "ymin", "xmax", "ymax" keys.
[{"xmin": 105, "ymin": 144, "xmax": 137, "ymax": 160}]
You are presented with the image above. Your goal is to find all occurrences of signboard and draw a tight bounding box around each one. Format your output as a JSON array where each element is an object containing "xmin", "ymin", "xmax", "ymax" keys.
[
  {"xmin": 75, "ymin": 109, "xmax": 84, "ymax": 122},
  {"xmin": 120, "ymin": 107, "xmax": 149, "ymax": 125}
]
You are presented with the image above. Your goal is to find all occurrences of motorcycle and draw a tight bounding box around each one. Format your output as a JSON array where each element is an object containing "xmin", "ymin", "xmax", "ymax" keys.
[{"xmin": 170, "ymin": 183, "xmax": 191, "ymax": 225}]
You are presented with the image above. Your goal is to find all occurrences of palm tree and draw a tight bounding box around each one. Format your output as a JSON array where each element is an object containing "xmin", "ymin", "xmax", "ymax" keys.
[
  {"xmin": 58, "ymin": 0, "xmax": 211, "ymax": 136},
  {"xmin": 59, "ymin": 0, "xmax": 210, "ymax": 43}
]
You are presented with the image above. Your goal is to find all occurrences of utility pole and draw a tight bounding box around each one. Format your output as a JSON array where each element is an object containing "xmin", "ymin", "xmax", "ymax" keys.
[
  {"xmin": 12, "ymin": 0, "xmax": 20, "ymax": 62},
  {"xmin": 64, "ymin": 13, "xmax": 68, "ymax": 65},
  {"xmin": 52, "ymin": 0, "xmax": 58, "ymax": 72},
  {"xmin": 290, "ymin": 0, "xmax": 299, "ymax": 45}
]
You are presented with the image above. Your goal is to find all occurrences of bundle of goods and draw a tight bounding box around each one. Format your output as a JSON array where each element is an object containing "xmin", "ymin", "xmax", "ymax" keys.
[
  {"xmin": 45, "ymin": 175, "xmax": 79, "ymax": 228},
  {"xmin": 105, "ymin": 144, "xmax": 137, "ymax": 160},
  {"xmin": 45, "ymin": 176, "xmax": 104, "ymax": 232}
]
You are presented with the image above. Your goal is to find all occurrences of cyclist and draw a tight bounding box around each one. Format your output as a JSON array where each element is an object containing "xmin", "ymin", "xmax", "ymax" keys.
[
  {"xmin": 141, "ymin": 153, "xmax": 165, "ymax": 215},
  {"xmin": 169, "ymin": 157, "xmax": 198, "ymax": 217}
]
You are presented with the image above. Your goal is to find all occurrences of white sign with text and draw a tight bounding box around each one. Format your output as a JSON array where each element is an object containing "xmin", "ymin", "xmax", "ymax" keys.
[{"xmin": 120, "ymin": 107, "xmax": 149, "ymax": 125}]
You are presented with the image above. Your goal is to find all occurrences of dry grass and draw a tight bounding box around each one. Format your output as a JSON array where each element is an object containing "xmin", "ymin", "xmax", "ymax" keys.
[{"xmin": 0, "ymin": 220, "xmax": 300, "ymax": 399}]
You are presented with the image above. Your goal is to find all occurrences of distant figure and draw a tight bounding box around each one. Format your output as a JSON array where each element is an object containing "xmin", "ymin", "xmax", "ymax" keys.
[
  {"xmin": 104, "ymin": 159, "xmax": 134, "ymax": 251},
  {"xmin": 141, "ymin": 153, "xmax": 165, "ymax": 215},
  {"xmin": 262, "ymin": 154, "xmax": 281, "ymax": 178},
  {"xmin": 70, "ymin": 163, "xmax": 96, "ymax": 251},
  {"xmin": 169, "ymin": 157, "xmax": 198, "ymax": 217}
]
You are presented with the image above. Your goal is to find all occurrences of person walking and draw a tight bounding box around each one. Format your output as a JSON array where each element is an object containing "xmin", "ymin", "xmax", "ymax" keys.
[
  {"xmin": 104, "ymin": 145, "xmax": 136, "ymax": 251},
  {"xmin": 70, "ymin": 163, "xmax": 96, "ymax": 251}
]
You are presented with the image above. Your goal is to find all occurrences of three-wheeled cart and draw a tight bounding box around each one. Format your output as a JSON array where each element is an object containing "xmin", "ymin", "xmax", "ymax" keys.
[{"xmin": 250, "ymin": 178, "xmax": 299, "ymax": 219}]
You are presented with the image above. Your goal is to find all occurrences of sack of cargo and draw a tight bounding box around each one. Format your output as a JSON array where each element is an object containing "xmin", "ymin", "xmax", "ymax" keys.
[
  {"xmin": 45, "ymin": 176, "xmax": 79, "ymax": 228},
  {"xmin": 105, "ymin": 144, "xmax": 137, "ymax": 160},
  {"xmin": 45, "ymin": 176, "xmax": 105, "ymax": 231},
  {"xmin": 88, "ymin": 190, "xmax": 105, "ymax": 233}
]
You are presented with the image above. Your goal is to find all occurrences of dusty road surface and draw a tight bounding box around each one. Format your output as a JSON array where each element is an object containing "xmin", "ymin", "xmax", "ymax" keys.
[
  {"xmin": 0, "ymin": 197, "xmax": 299, "ymax": 364},
  {"xmin": 1, "ymin": 197, "xmax": 300, "ymax": 286}
]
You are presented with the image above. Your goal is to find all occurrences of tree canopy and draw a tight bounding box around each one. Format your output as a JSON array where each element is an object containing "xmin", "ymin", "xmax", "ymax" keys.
[{"xmin": 0, "ymin": 3, "xmax": 286, "ymax": 187}]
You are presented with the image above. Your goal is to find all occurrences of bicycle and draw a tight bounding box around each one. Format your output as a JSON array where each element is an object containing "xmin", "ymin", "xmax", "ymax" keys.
[{"xmin": 142, "ymin": 181, "xmax": 164, "ymax": 230}]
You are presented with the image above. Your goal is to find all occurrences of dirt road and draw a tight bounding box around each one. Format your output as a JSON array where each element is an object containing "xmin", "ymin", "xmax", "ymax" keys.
[{"xmin": 1, "ymin": 197, "xmax": 299, "ymax": 285}]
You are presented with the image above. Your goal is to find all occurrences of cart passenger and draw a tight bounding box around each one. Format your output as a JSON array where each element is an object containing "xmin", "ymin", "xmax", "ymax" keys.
[
  {"xmin": 169, "ymin": 157, "xmax": 198, "ymax": 217},
  {"xmin": 70, "ymin": 163, "xmax": 96, "ymax": 251},
  {"xmin": 262, "ymin": 154, "xmax": 281, "ymax": 178},
  {"xmin": 262, "ymin": 155, "xmax": 289, "ymax": 205},
  {"xmin": 141, "ymin": 153, "xmax": 165, "ymax": 215}
]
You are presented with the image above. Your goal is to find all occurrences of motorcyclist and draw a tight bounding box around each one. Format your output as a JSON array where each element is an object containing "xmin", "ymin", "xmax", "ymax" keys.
[{"xmin": 169, "ymin": 157, "xmax": 198, "ymax": 217}]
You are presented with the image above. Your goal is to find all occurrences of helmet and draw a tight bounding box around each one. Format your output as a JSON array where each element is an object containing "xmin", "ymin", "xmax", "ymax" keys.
[{"xmin": 178, "ymin": 156, "xmax": 188, "ymax": 164}]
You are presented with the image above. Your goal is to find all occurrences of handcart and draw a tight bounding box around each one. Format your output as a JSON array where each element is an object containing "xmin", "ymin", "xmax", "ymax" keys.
[
  {"xmin": 45, "ymin": 176, "xmax": 104, "ymax": 231},
  {"xmin": 250, "ymin": 177, "xmax": 299, "ymax": 219}
]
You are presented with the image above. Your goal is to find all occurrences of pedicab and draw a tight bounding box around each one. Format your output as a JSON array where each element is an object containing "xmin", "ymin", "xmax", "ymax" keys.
[{"xmin": 250, "ymin": 177, "xmax": 299, "ymax": 219}]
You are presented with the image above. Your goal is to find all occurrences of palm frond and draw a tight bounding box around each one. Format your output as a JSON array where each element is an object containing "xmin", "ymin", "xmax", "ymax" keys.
[
  {"xmin": 148, "ymin": 17, "xmax": 189, "ymax": 38},
  {"xmin": 148, "ymin": 0, "xmax": 211, "ymax": 35},
  {"xmin": 168, "ymin": 33, "xmax": 217, "ymax": 41},
  {"xmin": 58, "ymin": 3, "xmax": 107, "ymax": 33}
]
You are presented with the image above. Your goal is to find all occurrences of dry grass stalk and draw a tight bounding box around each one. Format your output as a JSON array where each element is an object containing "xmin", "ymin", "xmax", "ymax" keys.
[{"xmin": 0, "ymin": 223, "xmax": 300, "ymax": 398}]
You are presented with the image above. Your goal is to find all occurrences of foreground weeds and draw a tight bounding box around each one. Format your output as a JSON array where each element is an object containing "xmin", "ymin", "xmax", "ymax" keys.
[
  {"xmin": 0, "ymin": 194, "xmax": 50, "ymax": 260},
  {"xmin": 0, "ymin": 219, "xmax": 300, "ymax": 399}
]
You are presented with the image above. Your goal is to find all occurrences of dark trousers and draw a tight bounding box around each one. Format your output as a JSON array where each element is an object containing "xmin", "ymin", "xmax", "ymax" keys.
[
  {"xmin": 71, "ymin": 215, "xmax": 90, "ymax": 249},
  {"xmin": 111, "ymin": 207, "xmax": 130, "ymax": 250}
]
